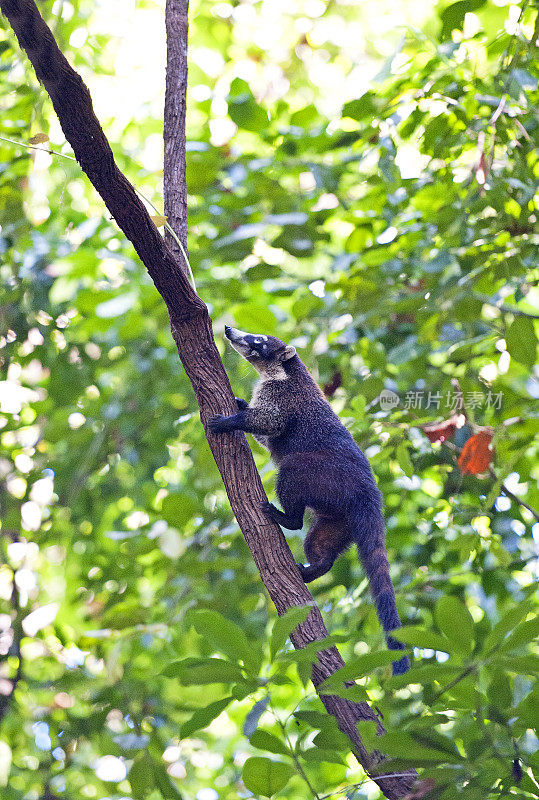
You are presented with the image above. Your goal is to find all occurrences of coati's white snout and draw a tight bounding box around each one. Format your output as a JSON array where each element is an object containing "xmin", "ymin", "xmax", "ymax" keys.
[{"xmin": 224, "ymin": 326, "xmax": 253, "ymax": 357}]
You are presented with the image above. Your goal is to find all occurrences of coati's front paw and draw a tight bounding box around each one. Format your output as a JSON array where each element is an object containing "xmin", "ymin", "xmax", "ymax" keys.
[
  {"xmin": 235, "ymin": 397, "xmax": 249, "ymax": 410},
  {"xmin": 259, "ymin": 501, "xmax": 280, "ymax": 521},
  {"xmin": 208, "ymin": 415, "xmax": 229, "ymax": 433}
]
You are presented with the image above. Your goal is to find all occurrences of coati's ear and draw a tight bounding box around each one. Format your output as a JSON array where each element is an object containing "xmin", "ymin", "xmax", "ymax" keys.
[{"xmin": 279, "ymin": 345, "xmax": 296, "ymax": 361}]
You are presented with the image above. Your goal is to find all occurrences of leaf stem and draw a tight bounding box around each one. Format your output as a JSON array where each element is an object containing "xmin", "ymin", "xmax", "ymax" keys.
[{"xmin": 268, "ymin": 694, "xmax": 321, "ymax": 800}]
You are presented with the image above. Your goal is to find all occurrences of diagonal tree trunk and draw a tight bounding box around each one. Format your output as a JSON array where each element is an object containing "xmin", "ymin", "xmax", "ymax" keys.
[{"xmin": 0, "ymin": 1, "xmax": 421, "ymax": 797}]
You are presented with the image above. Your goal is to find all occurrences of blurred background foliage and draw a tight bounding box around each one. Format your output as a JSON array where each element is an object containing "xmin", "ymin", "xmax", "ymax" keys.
[{"xmin": 0, "ymin": 0, "xmax": 538, "ymax": 798}]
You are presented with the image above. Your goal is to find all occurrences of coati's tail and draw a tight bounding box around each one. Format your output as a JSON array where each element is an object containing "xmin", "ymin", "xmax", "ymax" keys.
[{"xmin": 351, "ymin": 499, "xmax": 410, "ymax": 676}]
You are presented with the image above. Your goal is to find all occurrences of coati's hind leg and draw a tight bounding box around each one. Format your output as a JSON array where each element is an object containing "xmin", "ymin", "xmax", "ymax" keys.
[
  {"xmin": 261, "ymin": 460, "xmax": 308, "ymax": 530},
  {"xmin": 300, "ymin": 515, "xmax": 352, "ymax": 583}
]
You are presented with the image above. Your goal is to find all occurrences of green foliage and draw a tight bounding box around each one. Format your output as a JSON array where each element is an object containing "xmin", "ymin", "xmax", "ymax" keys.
[
  {"xmin": 0, "ymin": 0, "xmax": 537, "ymax": 798},
  {"xmin": 242, "ymin": 756, "xmax": 295, "ymax": 796},
  {"xmin": 269, "ymin": 604, "xmax": 311, "ymax": 660}
]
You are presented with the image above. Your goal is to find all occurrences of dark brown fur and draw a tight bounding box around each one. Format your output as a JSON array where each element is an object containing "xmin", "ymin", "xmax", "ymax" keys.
[{"xmin": 210, "ymin": 327, "xmax": 409, "ymax": 674}]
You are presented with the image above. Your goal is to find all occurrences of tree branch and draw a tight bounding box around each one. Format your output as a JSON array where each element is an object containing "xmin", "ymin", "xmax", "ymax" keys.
[
  {"xmin": 0, "ymin": 2, "xmax": 419, "ymax": 796},
  {"xmin": 164, "ymin": 0, "xmax": 190, "ymax": 266},
  {"xmin": 488, "ymin": 467, "xmax": 539, "ymax": 522}
]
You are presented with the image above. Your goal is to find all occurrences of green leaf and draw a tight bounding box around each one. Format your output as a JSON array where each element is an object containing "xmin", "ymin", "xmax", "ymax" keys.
[
  {"xmin": 292, "ymin": 709, "xmax": 351, "ymax": 750},
  {"xmin": 152, "ymin": 762, "xmax": 184, "ymax": 800},
  {"xmin": 189, "ymin": 608, "xmax": 262, "ymax": 674},
  {"xmin": 242, "ymin": 757, "xmax": 294, "ymax": 797},
  {"xmin": 293, "ymin": 710, "xmax": 333, "ymax": 729},
  {"xmin": 292, "ymin": 293, "xmax": 324, "ymax": 321},
  {"xmin": 245, "ymin": 263, "xmax": 282, "ymax": 281},
  {"xmin": 379, "ymin": 731, "xmax": 464, "ymax": 763},
  {"xmin": 180, "ymin": 696, "xmax": 233, "ymax": 738},
  {"xmin": 482, "ymin": 599, "xmax": 535, "ymax": 653},
  {"xmin": 514, "ymin": 687, "xmax": 539, "ymax": 728},
  {"xmin": 270, "ymin": 605, "xmax": 311, "ymax": 660},
  {"xmin": 411, "ymin": 729, "xmax": 463, "ymax": 759},
  {"xmin": 396, "ymin": 626, "xmax": 451, "ymax": 653},
  {"xmin": 250, "ymin": 730, "xmax": 290, "ymax": 756},
  {"xmin": 161, "ymin": 492, "xmax": 199, "ymax": 526},
  {"xmin": 444, "ymin": 674, "xmax": 480, "ymax": 708},
  {"xmin": 228, "ymin": 78, "xmax": 269, "ymax": 132},
  {"xmin": 496, "ymin": 615, "xmax": 539, "ymax": 654},
  {"xmin": 129, "ymin": 753, "xmax": 154, "ymax": 800},
  {"xmin": 387, "ymin": 663, "xmax": 462, "ymax": 689},
  {"xmin": 342, "ymin": 93, "xmax": 378, "ymax": 120},
  {"xmin": 162, "ymin": 657, "xmax": 246, "ymax": 685},
  {"xmin": 302, "ymin": 747, "xmax": 346, "ymax": 765},
  {"xmin": 312, "ymin": 727, "xmax": 351, "ymax": 751},
  {"xmin": 487, "ymin": 669, "xmax": 512, "ymax": 710},
  {"xmin": 231, "ymin": 302, "xmax": 278, "ymax": 334},
  {"xmin": 336, "ymin": 684, "xmax": 370, "ymax": 703},
  {"xmin": 319, "ymin": 651, "xmax": 398, "ymax": 690},
  {"xmin": 439, "ymin": 0, "xmax": 487, "ymax": 40},
  {"xmin": 494, "ymin": 655, "xmax": 539, "ymax": 675},
  {"xmin": 396, "ymin": 442, "xmax": 414, "ymax": 478},
  {"xmin": 435, "ymin": 596, "xmax": 475, "ymax": 657},
  {"xmin": 276, "ymin": 633, "xmax": 348, "ymax": 666},
  {"xmin": 505, "ymin": 317, "xmax": 537, "ymax": 368}
]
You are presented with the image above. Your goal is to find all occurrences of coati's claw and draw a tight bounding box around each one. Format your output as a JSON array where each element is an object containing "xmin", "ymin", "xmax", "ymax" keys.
[{"xmin": 260, "ymin": 501, "xmax": 282, "ymax": 523}]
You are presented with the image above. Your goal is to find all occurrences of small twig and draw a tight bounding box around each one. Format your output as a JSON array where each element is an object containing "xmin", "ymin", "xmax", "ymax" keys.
[
  {"xmin": 0, "ymin": 134, "xmax": 196, "ymax": 290},
  {"xmin": 431, "ymin": 665, "xmax": 476, "ymax": 703},
  {"xmin": 513, "ymin": 117, "xmax": 532, "ymax": 142},
  {"xmin": 134, "ymin": 186, "xmax": 196, "ymax": 290},
  {"xmin": 489, "ymin": 94, "xmax": 507, "ymax": 126},
  {"xmin": 488, "ymin": 467, "xmax": 539, "ymax": 522},
  {"xmin": 268, "ymin": 695, "xmax": 321, "ymax": 800},
  {"xmin": 317, "ymin": 774, "xmax": 430, "ymax": 800},
  {"xmin": 0, "ymin": 133, "xmax": 76, "ymax": 159}
]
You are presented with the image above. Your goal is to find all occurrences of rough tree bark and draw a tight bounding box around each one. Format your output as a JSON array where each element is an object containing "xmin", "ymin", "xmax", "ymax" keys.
[
  {"xmin": 164, "ymin": 0, "xmax": 190, "ymax": 267},
  {"xmin": 0, "ymin": 1, "xmax": 421, "ymax": 797}
]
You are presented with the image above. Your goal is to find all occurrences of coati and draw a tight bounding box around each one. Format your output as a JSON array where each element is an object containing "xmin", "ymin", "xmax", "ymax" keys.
[{"xmin": 209, "ymin": 326, "xmax": 409, "ymax": 675}]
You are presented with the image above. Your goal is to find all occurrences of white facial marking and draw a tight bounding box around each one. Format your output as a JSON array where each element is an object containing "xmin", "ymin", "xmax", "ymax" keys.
[{"xmin": 229, "ymin": 340, "xmax": 252, "ymax": 357}]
